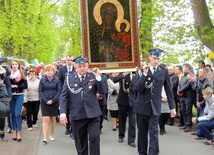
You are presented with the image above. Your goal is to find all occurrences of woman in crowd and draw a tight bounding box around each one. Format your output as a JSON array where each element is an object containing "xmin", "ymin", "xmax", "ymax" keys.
[
  {"xmin": 107, "ymin": 72, "xmax": 119, "ymax": 131},
  {"xmin": 10, "ymin": 60, "xmax": 28, "ymax": 142},
  {"xmin": 39, "ymin": 64, "xmax": 61, "ymax": 144},
  {"xmin": 159, "ymin": 86, "xmax": 170, "ymax": 135},
  {"xmin": 39, "ymin": 68, "xmax": 45, "ymax": 79},
  {"xmin": 25, "ymin": 69, "xmax": 40, "ymax": 130}
]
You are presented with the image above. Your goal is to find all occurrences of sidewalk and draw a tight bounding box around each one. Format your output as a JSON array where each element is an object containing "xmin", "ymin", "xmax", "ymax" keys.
[{"xmin": 0, "ymin": 115, "xmax": 42, "ymax": 155}]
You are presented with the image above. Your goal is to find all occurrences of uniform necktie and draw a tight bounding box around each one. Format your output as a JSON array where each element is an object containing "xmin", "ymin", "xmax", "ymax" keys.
[
  {"xmin": 81, "ymin": 76, "xmax": 85, "ymax": 83},
  {"xmin": 153, "ymin": 67, "xmax": 156, "ymax": 74}
]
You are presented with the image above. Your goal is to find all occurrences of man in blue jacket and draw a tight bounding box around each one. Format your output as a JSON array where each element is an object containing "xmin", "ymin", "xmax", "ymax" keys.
[
  {"xmin": 134, "ymin": 49, "xmax": 176, "ymax": 155},
  {"xmin": 60, "ymin": 56, "xmax": 106, "ymax": 155}
]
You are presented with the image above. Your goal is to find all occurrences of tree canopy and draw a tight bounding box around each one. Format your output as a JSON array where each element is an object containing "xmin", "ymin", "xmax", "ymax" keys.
[{"xmin": 0, "ymin": 0, "xmax": 213, "ymax": 66}]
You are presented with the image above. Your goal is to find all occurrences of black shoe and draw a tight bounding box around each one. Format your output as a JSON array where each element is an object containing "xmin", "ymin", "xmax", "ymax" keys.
[
  {"xmin": 104, "ymin": 115, "xmax": 108, "ymax": 120},
  {"xmin": 160, "ymin": 132, "xmax": 164, "ymax": 135},
  {"xmin": 128, "ymin": 142, "xmax": 136, "ymax": 148},
  {"xmin": 0, "ymin": 130, "xmax": 5, "ymax": 139},
  {"xmin": 56, "ymin": 116, "xmax": 60, "ymax": 123},
  {"xmin": 204, "ymin": 141, "xmax": 211, "ymax": 145},
  {"xmin": 178, "ymin": 124, "xmax": 184, "ymax": 127},
  {"xmin": 65, "ymin": 129, "xmax": 70, "ymax": 135},
  {"xmin": 160, "ymin": 129, "xmax": 166, "ymax": 135},
  {"xmin": 12, "ymin": 138, "xmax": 17, "ymax": 141},
  {"xmin": 167, "ymin": 122, "xmax": 174, "ymax": 126},
  {"xmin": 179, "ymin": 126, "xmax": 186, "ymax": 130},
  {"xmin": 195, "ymin": 137, "xmax": 205, "ymax": 140},
  {"xmin": 17, "ymin": 138, "xmax": 22, "ymax": 142},
  {"xmin": 184, "ymin": 128, "xmax": 192, "ymax": 132},
  {"xmin": 112, "ymin": 128, "xmax": 117, "ymax": 131},
  {"xmin": 70, "ymin": 133, "xmax": 75, "ymax": 140},
  {"xmin": 118, "ymin": 138, "xmax": 124, "ymax": 143}
]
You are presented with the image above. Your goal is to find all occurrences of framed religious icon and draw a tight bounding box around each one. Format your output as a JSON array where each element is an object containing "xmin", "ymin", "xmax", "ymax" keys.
[{"xmin": 80, "ymin": 0, "xmax": 140, "ymax": 72}]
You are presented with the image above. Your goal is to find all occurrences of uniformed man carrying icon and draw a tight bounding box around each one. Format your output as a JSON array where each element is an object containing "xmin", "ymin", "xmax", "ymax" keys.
[
  {"xmin": 134, "ymin": 49, "xmax": 176, "ymax": 155},
  {"xmin": 60, "ymin": 56, "xmax": 106, "ymax": 155}
]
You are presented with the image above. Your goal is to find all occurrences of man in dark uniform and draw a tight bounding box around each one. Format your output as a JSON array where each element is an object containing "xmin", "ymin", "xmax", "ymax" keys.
[
  {"xmin": 113, "ymin": 72, "xmax": 136, "ymax": 147},
  {"xmin": 96, "ymin": 74, "xmax": 108, "ymax": 134},
  {"xmin": 134, "ymin": 49, "xmax": 176, "ymax": 155},
  {"xmin": 58, "ymin": 55, "xmax": 75, "ymax": 139},
  {"xmin": 60, "ymin": 56, "xmax": 106, "ymax": 155}
]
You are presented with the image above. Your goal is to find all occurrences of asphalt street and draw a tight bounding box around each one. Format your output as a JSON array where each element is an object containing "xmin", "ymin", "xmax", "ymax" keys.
[{"xmin": 37, "ymin": 118, "xmax": 214, "ymax": 155}]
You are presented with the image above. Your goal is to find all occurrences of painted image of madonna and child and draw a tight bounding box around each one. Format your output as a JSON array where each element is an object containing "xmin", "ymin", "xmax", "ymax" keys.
[{"xmin": 89, "ymin": 1, "xmax": 132, "ymax": 63}]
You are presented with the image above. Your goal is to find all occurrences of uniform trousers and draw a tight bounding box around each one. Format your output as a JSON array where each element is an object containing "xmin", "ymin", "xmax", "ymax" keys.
[
  {"xmin": 137, "ymin": 114, "xmax": 159, "ymax": 155},
  {"xmin": 99, "ymin": 104, "xmax": 106, "ymax": 130},
  {"xmin": 66, "ymin": 108, "xmax": 73, "ymax": 133},
  {"xmin": 118, "ymin": 104, "xmax": 136, "ymax": 143},
  {"xmin": 71, "ymin": 117, "xmax": 100, "ymax": 155}
]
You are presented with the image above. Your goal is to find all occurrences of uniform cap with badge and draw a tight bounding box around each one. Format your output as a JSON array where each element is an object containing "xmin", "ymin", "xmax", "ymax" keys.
[
  {"xmin": 74, "ymin": 56, "xmax": 88, "ymax": 64},
  {"xmin": 149, "ymin": 48, "xmax": 164, "ymax": 58}
]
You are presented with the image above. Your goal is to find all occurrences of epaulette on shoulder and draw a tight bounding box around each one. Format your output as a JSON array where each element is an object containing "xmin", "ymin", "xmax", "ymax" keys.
[
  {"xmin": 158, "ymin": 64, "xmax": 167, "ymax": 72},
  {"xmin": 159, "ymin": 63, "xmax": 166, "ymax": 68}
]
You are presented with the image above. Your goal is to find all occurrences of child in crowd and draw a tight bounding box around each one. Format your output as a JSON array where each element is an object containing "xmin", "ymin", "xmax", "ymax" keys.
[{"xmin": 192, "ymin": 87, "xmax": 214, "ymax": 145}]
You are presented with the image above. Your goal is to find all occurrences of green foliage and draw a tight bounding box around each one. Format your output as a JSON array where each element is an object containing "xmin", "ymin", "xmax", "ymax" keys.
[
  {"xmin": 0, "ymin": 0, "xmax": 213, "ymax": 66},
  {"xmin": 138, "ymin": 0, "xmax": 154, "ymax": 60},
  {"xmin": 0, "ymin": 0, "xmax": 59, "ymax": 64},
  {"xmin": 58, "ymin": 0, "xmax": 81, "ymax": 58},
  {"xmin": 138, "ymin": 0, "xmax": 212, "ymax": 65}
]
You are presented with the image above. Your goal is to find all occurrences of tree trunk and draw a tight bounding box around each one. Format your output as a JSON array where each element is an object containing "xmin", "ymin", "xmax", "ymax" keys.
[{"xmin": 190, "ymin": 0, "xmax": 214, "ymax": 51}]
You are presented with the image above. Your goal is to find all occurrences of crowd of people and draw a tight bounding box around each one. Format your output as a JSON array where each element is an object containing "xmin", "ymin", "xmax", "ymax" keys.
[{"xmin": 1, "ymin": 51, "xmax": 214, "ymax": 155}]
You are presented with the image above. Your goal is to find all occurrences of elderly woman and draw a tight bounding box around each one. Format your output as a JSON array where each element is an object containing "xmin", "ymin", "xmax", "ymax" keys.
[
  {"xmin": 39, "ymin": 64, "xmax": 61, "ymax": 144},
  {"xmin": 10, "ymin": 60, "xmax": 28, "ymax": 142},
  {"xmin": 25, "ymin": 69, "xmax": 40, "ymax": 130}
]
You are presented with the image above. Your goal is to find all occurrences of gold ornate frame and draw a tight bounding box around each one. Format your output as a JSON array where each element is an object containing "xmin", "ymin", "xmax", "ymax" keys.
[{"xmin": 80, "ymin": 0, "xmax": 140, "ymax": 72}]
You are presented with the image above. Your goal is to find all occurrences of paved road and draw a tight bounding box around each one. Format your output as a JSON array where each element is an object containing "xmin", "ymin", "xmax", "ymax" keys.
[{"xmin": 37, "ymin": 118, "xmax": 214, "ymax": 155}]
